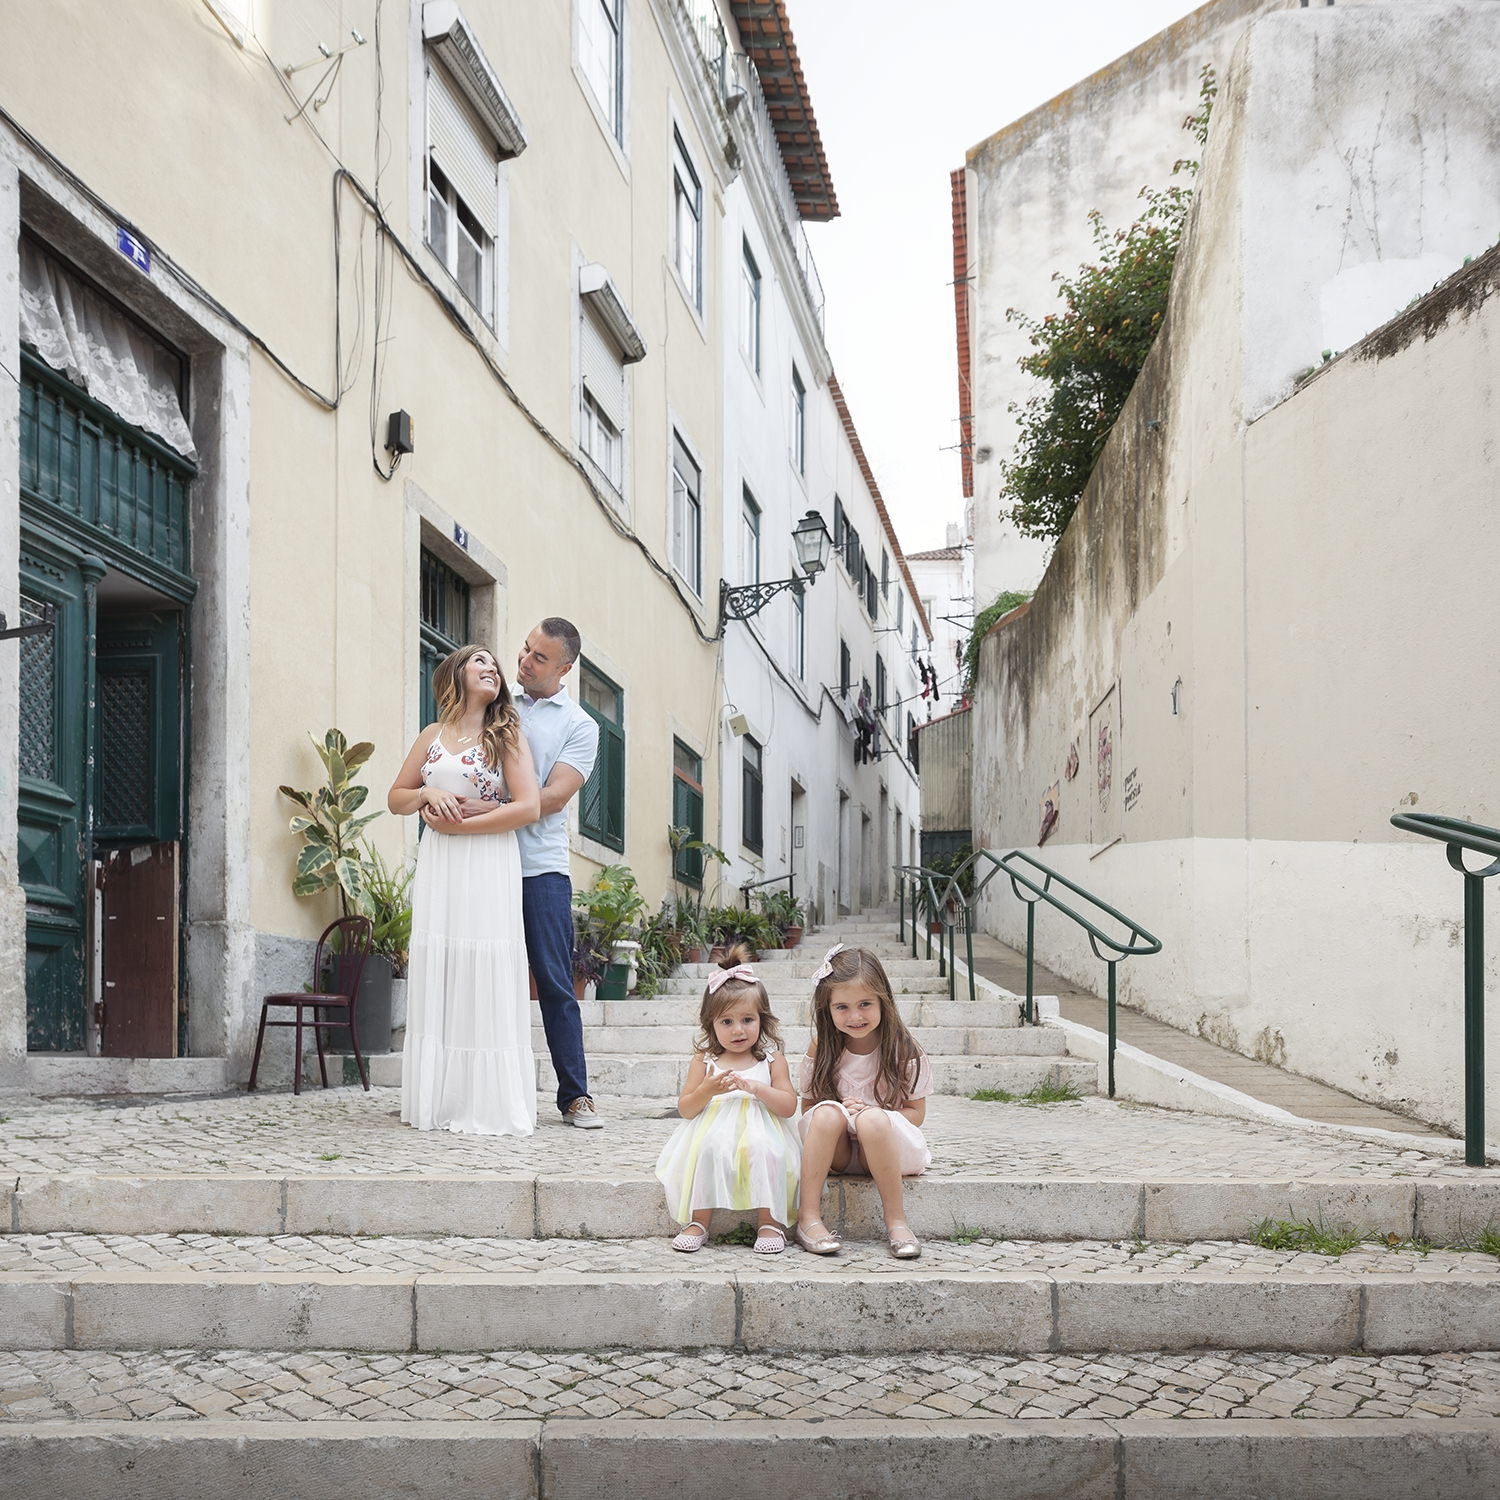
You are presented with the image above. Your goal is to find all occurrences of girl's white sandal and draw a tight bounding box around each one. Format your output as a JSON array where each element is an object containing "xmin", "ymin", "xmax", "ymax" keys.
[
  {"xmin": 752, "ymin": 1225, "xmax": 787, "ymax": 1255},
  {"xmin": 671, "ymin": 1222, "xmax": 710, "ymax": 1253}
]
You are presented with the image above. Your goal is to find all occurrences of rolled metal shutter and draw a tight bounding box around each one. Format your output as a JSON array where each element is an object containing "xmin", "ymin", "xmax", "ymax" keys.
[
  {"xmin": 581, "ymin": 311, "xmax": 625, "ymax": 429},
  {"xmin": 428, "ymin": 63, "xmax": 499, "ymax": 232}
]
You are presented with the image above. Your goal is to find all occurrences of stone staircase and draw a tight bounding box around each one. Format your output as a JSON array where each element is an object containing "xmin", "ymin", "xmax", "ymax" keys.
[
  {"xmin": 4, "ymin": 911, "xmax": 1499, "ymax": 1496},
  {"xmin": 529, "ymin": 910, "xmax": 1097, "ymax": 1100}
]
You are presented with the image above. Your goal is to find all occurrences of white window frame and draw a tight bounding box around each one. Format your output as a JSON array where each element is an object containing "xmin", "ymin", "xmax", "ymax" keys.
[
  {"xmin": 740, "ymin": 238, "xmax": 761, "ymax": 374},
  {"xmin": 742, "ymin": 486, "xmax": 761, "ymax": 585},
  {"xmin": 791, "ymin": 365, "xmax": 806, "ymax": 475},
  {"xmin": 672, "ymin": 129, "xmax": 702, "ymax": 311},
  {"xmin": 581, "ymin": 388, "xmax": 623, "ymax": 490},
  {"xmin": 427, "ymin": 155, "xmax": 495, "ymax": 326},
  {"xmin": 792, "ymin": 584, "xmax": 806, "ymax": 680},
  {"xmin": 671, "ymin": 431, "xmax": 702, "ymax": 596},
  {"xmin": 579, "ymin": 0, "xmax": 624, "ymax": 142}
]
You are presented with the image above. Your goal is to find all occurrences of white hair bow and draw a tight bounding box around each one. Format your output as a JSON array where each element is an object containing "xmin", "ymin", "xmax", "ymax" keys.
[{"xmin": 810, "ymin": 944, "xmax": 845, "ymax": 984}]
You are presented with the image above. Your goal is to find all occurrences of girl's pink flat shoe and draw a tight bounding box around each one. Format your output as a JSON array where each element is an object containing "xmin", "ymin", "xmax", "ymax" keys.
[
  {"xmin": 671, "ymin": 1222, "xmax": 709, "ymax": 1253},
  {"xmin": 794, "ymin": 1220, "xmax": 841, "ymax": 1255},
  {"xmin": 753, "ymin": 1225, "xmax": 787, "ymax": 1255}
]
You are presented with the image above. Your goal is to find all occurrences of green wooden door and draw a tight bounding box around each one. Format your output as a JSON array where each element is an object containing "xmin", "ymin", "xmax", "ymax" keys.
[{"xmin": 18, "ymin": 536, "xmax": 102, "ymax": 1051}]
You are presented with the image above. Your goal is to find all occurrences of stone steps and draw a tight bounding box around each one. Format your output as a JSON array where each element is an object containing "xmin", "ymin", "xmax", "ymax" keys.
[
  {"xmin": 521, "ymin": 1053, "xmax": 1095, "ymax": 1099},
  {"xmin": 587, "ymin": 996, "xmax": 1022, "ymax": 1028},
  {"xmin": 10, "ymin": 1170, "xmax": 1498, "ymax": 1242},
  {"xmin": 7, "ymin": 1411, "xmax": 1497, "ymax": 1500},
  {"xmin": 529, "ymin": 1024, "xmax": 1064, "ymax": 1058},
  {"xmin": 6, "ymin": 1232, "xmax": 1500, "ymax": 1356}
]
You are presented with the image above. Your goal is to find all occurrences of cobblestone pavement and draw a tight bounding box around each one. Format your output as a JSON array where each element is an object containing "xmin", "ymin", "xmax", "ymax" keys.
[
  {"xmin": 3, "ymin": 1231, "xmax": 1498, "ymax": 1280},
  {"xmin": 3, "ymin": 1347, "xmax": 1499, "ymax": 1424},
  {"xmin": 0, "ymin": 1088, "xmax": 1475, "ymax": 1182}
]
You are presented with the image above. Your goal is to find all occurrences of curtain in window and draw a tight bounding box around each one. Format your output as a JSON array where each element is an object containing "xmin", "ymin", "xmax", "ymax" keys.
[{"xmin": 18, "ymin": 240, "xmax": 196, "ymax": 458}]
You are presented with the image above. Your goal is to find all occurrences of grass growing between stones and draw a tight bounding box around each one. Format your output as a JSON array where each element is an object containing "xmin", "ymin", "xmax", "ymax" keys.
[
  {"xmin": 715, "ymin": 1222, "xmax": 759, "ymax": 1247},
  {"xmin": 971, "ymin": 1079, "xmax": 1085, "ymax": 1106},
  {"xmin": 950, "ymin": 1223, "xmax": 986, "ymax": 1246},
  {"xmin": 1248, "ymin": 1213, "xmax": 1370, "ymax": 1256}
]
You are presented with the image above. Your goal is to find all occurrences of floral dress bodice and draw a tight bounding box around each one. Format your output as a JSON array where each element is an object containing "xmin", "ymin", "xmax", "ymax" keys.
[{"xmin": 422, "ymin": 737, "xmax": 509, "ymax": 803}]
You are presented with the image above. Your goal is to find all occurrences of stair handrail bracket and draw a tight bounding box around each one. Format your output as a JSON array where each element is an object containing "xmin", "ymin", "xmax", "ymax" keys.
[
  {"xmin": 1390, "ymin": 810, "xmax": 1500, "ymax": 1166},
  {"xmin": 894, "ymin": 849, "xmax": 1162, "ymax": 1099}
]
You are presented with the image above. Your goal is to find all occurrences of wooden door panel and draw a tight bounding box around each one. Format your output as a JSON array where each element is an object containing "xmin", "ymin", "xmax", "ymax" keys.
[{"xmin": 100, "ymin": 841, "xmax": 178, "ymax": 1058}]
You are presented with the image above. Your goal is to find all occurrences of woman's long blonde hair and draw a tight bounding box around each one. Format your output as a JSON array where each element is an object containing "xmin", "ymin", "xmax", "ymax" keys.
[
  {"xmin": 432, "ymin": 644, "xmax": 521, "ymax": 770},
  {"xmin": 806, "ymin": 946, "xmax": 923, "ymax": 1109}
]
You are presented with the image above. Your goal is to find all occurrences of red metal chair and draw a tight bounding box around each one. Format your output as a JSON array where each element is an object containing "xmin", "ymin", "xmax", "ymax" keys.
[{"xmin": 248, "ymin": 915, "xmax": 374, "ymax": 1094}]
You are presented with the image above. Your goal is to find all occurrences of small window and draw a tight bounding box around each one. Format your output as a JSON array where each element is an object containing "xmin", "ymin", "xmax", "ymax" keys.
[
  {"xmin": 792, "ymin": 586, "xmax": 806, "ymax": 679},
  {"xmin": 580, "ymin": 306, "xmax": 626, "ymax": 491},
  {"xmin": 833, "ymin": 496, "xmax": 845, "ymax": 553},
  {"xmin": 419, "ymin": 548, "xmax": 471, "ymax": 728},
  {"xmin": 907, "ymin": 711, "xmax": 918, "ymax": 769},
  {"xmin": 426, "ymin": 68, "xmax": 499, "ymax": 325},
  {"xmin": 740, "ymin": 239, "xmax": 761, "ymax": 373},
  {"xmin": 581, "ymin": 389, "xmax": 622, "ymax": 489},
  {"xmin": 896, "ymin": 591, "xmax": 904, "ymax": 633},
  {"xmin": 863, "ymin": 562, "xmax": 878, "ymax": 620},
  {"xmin": 910, "ymin": 620, "xmax": 919, "ymax": 656},
  {"xmin": 742, "ymin": 736, "xmax": 764, "ymax": 855},
  {"xmin": 742, "ymin": 486, "xmax": 761, "ymax": 585},
  {"xmin": 791, "ymin": 366, "xmax": 806, "ymax": 474},
  {"xmin": 671, "ymin": 432, "xmax": 702, "ymax": 595},
  {"xmin": 839, "ymin": 639, "xmax": 851, "ymax": 698},
  {"xmin": 881, "ymin": 549, "xmax": 890, "ymax": 600},
  {"xmin": 876, "ymin": 656, "xmax": 887, "ymax": 721},
  {"xmin": 673, "ymin": 739, "xmax": 705, "ymax": 886},
  {"xmin": 673, "ymin": 131, "xmax": 702, "ymax": 310},
  {"xmin": 580, "ymin": 0, "xmax": 623, "ymax": 141},
  {"xmin": 578, "ymin": 660, "xmax": 625, "ymax": 852}
]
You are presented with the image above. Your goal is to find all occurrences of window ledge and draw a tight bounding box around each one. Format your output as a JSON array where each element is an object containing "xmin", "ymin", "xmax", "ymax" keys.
[
  {"xmin": 424, "ymin": 1, "xmax": 528, "ymax": 159},
  {"xmin": 581, "ymin": 265, "xmax": 647, "ymax": 363}
]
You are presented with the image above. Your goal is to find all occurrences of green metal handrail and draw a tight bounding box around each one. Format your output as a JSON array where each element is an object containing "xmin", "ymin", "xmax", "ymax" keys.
[
  {"xmin": 739, "ymin": 870, "xmax": 795, "ymax": 911},
  {"xmin": 895, "ymin": 849, "xmax": 1162, "ymax": 1097},
  {"xmin": 1391, "ymin": 812, "xmax": 1500, "ymax": 1167}
]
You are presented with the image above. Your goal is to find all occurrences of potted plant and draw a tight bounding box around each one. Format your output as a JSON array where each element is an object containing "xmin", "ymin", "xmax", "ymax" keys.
[
  {"xmin": 674, "ymin": 897, "xmax": 709, "ymax": 965},
  {"xmin": 356, "ymin": 841, "xmax": 413, "ymax": 1047},
  {"xmin": 574, "ymin": 864, "xmax": 646, "ymax": 1001},
  {"xmin": 634, "ymin": 900, "xmax": 684, "ymax": 998},
  {"xmin": 756, "ymin": 887, "xmax": 804, "ymax": 948},
  {"xmin": 571, "ymin": 914, "xmax": 609, "ymax": 1001},
  {"xmin": 279, "ymin": 729, "xmax": 395, "ymax": 1052}
]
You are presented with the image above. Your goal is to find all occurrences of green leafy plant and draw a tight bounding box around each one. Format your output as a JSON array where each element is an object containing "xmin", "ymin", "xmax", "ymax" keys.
[
  {"xmin": 1000, "ymin": 68, "xmax": 1216, "ymax": 542},
  {"xmin": 971, "ymin": 1079, "xmax": 1084, "ymax": 1106},
  {"xmin": 573, "ymin": 865, "xmax": 647, "ymax": 948},
  {"xmin": 279, "ymin": 729, "xmax": 382, "ymax": 916},
  {"xmin": 964, "ymin": 592, "xmax": 1033, "ymax": 694},
  {"xmin": 361, "ymin": 841, "xmax": 414, "ymax": 976},
  {"xmin": 754, "ymin": 886, "xmax": 804, "ymax": 943},
  {"xmin": 673, "ymin": 896, "xmax": 711, "ymax": 953},
  {"xmin": 950, "ymin": 1223, "xmax": 986, "ymax": 1247},
  {"xmin": 634, "ymin": 900, "xmax": 684, "ymax": 999}
]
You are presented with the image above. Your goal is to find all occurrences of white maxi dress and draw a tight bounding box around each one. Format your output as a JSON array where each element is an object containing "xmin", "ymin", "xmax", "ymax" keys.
[{"xmin": 401, "ymin": 737, "xmax": 537, "ymax": 1136}]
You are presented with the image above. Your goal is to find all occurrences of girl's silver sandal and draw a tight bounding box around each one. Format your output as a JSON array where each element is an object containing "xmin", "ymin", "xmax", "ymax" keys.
[
  {"xmin": 887, "ymin": 1228, "xmax": 921, "ymax": 1260},
  {"xmin": 794, "ymin": 1221, "xmax": 841, "ymax": 1255}
]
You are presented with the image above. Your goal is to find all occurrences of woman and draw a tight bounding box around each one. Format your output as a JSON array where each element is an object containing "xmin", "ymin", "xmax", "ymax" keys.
[{"xmin": 388, "ymin": 645, "xmax": 541, "ymax": 1136}]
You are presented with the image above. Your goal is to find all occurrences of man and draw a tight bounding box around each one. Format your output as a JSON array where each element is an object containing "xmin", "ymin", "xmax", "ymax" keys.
[{"xmin": 515, "ymin": 618, "xmax": 603, "ymax": 1128}]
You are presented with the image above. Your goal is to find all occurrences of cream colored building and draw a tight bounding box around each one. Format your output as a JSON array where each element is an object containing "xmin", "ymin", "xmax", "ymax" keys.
[{"xmin": 0, "ymin": 0, "xmax": 767, "ymax": 1090}]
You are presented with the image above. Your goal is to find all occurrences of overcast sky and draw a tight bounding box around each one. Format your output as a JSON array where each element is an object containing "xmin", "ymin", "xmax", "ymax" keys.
[{"xmin": 791, "ymin": 0, "xmax": 1201, "ymax": 556}]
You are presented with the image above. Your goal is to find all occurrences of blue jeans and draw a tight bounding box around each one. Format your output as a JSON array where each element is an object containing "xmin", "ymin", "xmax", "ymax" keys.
[{"xmin": 523, "ymin": 872, "xmax": 589, "ymax": 1112}]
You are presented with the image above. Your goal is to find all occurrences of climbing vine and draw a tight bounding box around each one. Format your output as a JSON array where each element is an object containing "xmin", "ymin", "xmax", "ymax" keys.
[{"xmin": 999, "ymin": 68, "xmax": 1216, "ymax": 542}]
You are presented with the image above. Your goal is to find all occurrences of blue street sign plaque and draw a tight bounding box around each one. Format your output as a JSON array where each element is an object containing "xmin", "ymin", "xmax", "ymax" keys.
[
  {"xmin": 453, "ymin": 523, "xmax": 469, "ymax": 551},
  {"xmin": 116, "ymin": 228, "xmax": 150, "ymax": 274}
]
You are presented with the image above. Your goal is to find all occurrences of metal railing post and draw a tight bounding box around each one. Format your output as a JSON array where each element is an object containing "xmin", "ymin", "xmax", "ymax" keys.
[
  {"xmin": 1464, "ymin": 867, "xmax": 1486, "ymax": 1166},
  {"xmin": 965, "ymin": 908, "xmax": 976, "ymax": 1005},
  {"xmin": 897, "ymin": 875, "xmax": 904, "ymax": 943},
  {"xmin": 1107, "ymin": 960, "xmax": 1119, "ymax": 1099},
  {"xmin": 947, "ymin": 921, "xmax": 955, "ymax": 1002},
  {"xmin": 1025, "ymin": 902, "xmax": 1036, "ymax": 1026}
]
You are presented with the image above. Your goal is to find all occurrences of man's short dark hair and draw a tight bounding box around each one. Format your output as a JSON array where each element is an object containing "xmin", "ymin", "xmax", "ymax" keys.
[{"xmin": 539, "ymin": 616, "xmax": 581, "ymax": 663}]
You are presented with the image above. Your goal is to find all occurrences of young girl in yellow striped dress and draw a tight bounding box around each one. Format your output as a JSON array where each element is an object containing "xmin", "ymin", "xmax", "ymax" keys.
[{"xmin": 654, "ymin": 945, "xmax": 801, "ymax": 1254}]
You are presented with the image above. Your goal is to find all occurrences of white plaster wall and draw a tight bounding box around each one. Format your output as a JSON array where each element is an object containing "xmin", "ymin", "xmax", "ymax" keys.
[
  {"xmin": 906, "ymin": 549, "xmax": 970, "ymax": 710},
  {"xmin": 971, "ymin": 4, "xmax": 1500, "ymax": 1131}
]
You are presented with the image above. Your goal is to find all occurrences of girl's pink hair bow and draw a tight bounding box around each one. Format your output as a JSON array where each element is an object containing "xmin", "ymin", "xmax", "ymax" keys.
[
  {"xmin": 707, "ymin": 964, "xmax": 757, "ymax": 994},
  {"xmin": 810, "ymin": 944, "xmax": 844, "ymax": 984}
]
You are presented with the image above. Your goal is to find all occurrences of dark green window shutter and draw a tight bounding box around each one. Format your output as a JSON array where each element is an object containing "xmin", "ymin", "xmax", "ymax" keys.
[
  {"xmin": 672, "ymin": 739, "xmax": 705, "ymax": 887},
  {"xmin": 578, "ymin": 660, "xmax": 625, "ymax": 852}
]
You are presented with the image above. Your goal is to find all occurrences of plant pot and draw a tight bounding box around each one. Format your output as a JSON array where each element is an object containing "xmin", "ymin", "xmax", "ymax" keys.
[
  {"xmin": 780, "ymin": 926, "xmax": 803, "ymax": 949},
  {"xmin": 928, "ymin": 921, "xmax": 942, "ymax": 935},
  {"xmin": 574, "ymin": 976, "xmax": 590, "ymax": 1002},
  {"xmin": 683, "ymin": 946, "xmax": 704, "ymax": 965},
  {"xmin": 597, "ymin": 961, "xmax": 631, "ymax": 1002},
  {"xmin": 329, "ymin": 952, "xmax": 393, "ymax": 1055}
]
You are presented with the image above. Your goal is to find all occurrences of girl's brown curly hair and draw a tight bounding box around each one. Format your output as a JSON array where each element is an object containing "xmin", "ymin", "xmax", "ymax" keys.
[{"xmin": 806, "ymin": 946, "xmax": 923, "ymax": 1109}]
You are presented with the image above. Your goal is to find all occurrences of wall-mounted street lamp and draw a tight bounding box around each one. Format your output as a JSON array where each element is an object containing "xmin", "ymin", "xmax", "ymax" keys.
[{"xmin": 719, "ymin": 510, "xmax": 833, "ymax": 626}]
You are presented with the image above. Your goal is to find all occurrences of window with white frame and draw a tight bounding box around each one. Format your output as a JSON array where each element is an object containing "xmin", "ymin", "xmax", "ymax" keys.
[
  {"xmin": 426, "ymin": 64, "xmax": 499, "ymax": 325},
  {"xmin": 740, "ymin": 238, "xmax": 761, "ymax": 373},
  {"xmin": 671, "ymin": 432, "xmax": 702, "ymax": 595},
  {"xmin": 896, "ymin": 590, "xmax": 904, "ymax": 633},
  {"xmin": 792, "ymin": 584, "xmax": 806, "ymax": 679},
  {"xmin": 580, "ymin": 306, "xmax": 625, "ymax": 490},
  {"xmin": 579, "ymin": 0, "xmax": 623, "ymax": 141},
  {"xmin": 672, "ymin": 131, "xmax": 702, "ymax": 310},
  {"xmin": 791, "ymin": 365, "xmax": 806, "ymax": 474},
  {"xmin": 741, "ymin": 486, "xmax": 761, "ymax": 585},
  {"xmin": 742, "ymin": 736, "xmax": 764, "ymax": 855}
]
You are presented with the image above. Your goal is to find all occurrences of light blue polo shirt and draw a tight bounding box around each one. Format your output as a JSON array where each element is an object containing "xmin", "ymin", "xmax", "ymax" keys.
[{"xmin": 516, "ymin": 685, "xmax": 600, "ymax": 877}]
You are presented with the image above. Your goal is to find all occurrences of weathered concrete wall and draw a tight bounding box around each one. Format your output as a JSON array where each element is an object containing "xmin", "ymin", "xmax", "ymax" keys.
[{"xmin": 973, "ymin": 5, "xmax": 1500, "ymax": 1133}]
